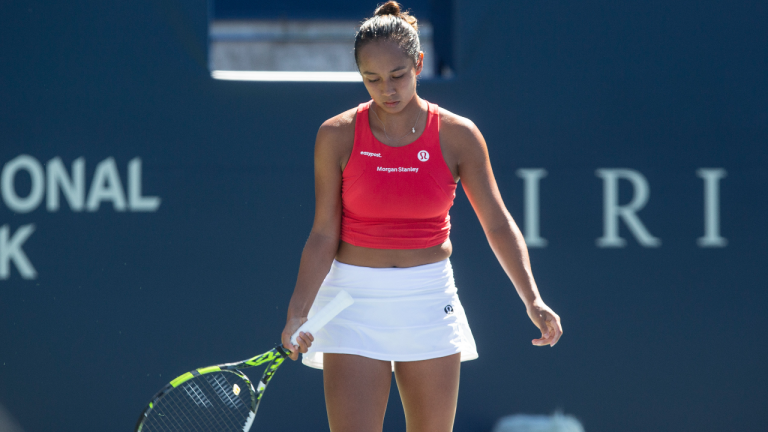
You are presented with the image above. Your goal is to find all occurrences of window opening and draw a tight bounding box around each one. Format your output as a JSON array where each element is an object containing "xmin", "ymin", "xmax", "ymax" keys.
[{"xmin": 209, "ymin": 0, "xmax": 454, "ymax": 82}]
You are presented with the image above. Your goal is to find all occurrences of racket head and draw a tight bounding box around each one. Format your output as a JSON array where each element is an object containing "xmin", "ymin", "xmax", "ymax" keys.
[{"xmin": 135, "ymin": 368, "xmax": 257, "ymax": 432}]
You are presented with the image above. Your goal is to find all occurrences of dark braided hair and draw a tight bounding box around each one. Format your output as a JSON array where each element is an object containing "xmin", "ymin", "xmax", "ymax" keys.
[{"xmin": 354, "ymin": 2, "xmax": 421, "ymax": 70}]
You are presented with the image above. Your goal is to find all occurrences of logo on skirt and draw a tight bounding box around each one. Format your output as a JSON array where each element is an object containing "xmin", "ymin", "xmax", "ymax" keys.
[{"xmin": 444, "ymin": 305, "xmax": 454, "ymax": 314}]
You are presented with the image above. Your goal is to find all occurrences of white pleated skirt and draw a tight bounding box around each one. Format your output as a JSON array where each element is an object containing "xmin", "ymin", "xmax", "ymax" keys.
[{"xmin": 302, "ymin": 258, "xmax": 478, "ymax": 369}]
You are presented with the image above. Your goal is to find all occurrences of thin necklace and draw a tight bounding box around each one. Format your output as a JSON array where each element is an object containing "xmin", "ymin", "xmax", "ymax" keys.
[{"xmin": 371, "ymin": 103, "xmax": 423, "ymax": 143}]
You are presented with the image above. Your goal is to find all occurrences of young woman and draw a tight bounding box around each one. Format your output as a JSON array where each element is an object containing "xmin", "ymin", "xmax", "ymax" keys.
[{"xmin": 280, "ymin": 2, "xmax": 563, "ymax": 431}]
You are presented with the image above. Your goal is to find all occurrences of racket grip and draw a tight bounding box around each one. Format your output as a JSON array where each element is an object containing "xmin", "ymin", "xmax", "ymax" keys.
[{"xmin": 290, "ymin": 290, "xmax": 354, "ymax": 346}]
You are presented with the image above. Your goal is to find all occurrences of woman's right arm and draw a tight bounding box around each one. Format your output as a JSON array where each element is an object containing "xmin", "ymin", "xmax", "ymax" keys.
[{"xmin": 281, "ymin": 120, "xmax": 348, "ymax": 360}]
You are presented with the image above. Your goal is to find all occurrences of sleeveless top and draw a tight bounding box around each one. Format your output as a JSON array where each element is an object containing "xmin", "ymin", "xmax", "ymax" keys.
[{"xmin": 340, "ymin": 100, "xmax": 457, "ymax": 249}]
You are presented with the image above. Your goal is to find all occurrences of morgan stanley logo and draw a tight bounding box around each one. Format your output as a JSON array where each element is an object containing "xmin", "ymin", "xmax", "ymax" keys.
[{"xmin": 361, "ymin": 151, "xmax": 382, "ymax": 158}]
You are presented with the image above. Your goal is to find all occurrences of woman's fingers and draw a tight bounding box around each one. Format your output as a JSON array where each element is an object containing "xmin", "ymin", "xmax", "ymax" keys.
[
  {"xmin": 281, "ymin": 334, "xmax": 299, "ymax": 360},
  {"xmin": 531, "ymin": 320, "xmax": 551, "ymax": 345},
  {"xmin": 532, "ymin": 333, "xmax": 555, "ymax": 346},
  {"xmin": 531, "ymin": 310, "xmax": 563, "ymax": 347},
  {"xmin": 296, "ymin": 333, "xmax": 307, "ymax": 352},
  {"xmin": 281, "ymin": 316, "xmax": 309, "ymax": 361},
  {"xmin": 282, "ymin": 338, "xmax": 299, "ymax": 361},
  {"xmin": 296, "ymin": 332, "xmax": 314, "ymax": 353},
  {"xmin": 549, "ymin": 314, "xmax": 563, "ymax": 347},
  {"xmin": 281, "ymin": 331, "xmax": 313, "ymax": 360}
]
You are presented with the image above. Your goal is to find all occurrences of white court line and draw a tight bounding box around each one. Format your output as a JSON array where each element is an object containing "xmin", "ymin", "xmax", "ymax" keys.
[{"xmin": 211, "ymin": 70, "xmax": 362, "ymax": 82}]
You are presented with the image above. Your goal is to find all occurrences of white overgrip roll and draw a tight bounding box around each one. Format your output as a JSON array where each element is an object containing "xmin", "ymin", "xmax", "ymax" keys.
[{"xmin": 290, "ymin": 290, "xmax": 354, "ymax": 346}]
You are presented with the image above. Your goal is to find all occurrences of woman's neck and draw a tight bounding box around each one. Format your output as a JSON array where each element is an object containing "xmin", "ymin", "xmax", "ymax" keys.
[{"xmin": 371, "ymin": 96, "xmax": 425, "ymax": 135}]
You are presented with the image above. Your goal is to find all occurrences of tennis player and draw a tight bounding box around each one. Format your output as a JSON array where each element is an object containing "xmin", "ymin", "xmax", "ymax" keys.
[{"xmin": 281, "ymin": 2, "xmax": 563, "ymax": 431}]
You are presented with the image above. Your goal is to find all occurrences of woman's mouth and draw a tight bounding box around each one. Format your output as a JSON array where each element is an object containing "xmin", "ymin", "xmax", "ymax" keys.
[{"xmin": 384, "ymin": 101, "xmax": 399, "ymax": 108}]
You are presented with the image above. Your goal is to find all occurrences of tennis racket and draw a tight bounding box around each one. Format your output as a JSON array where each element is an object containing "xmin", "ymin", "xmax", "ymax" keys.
[{"xmin": 134, "ymin": 290, "xmax": 354, "ymax": 432}]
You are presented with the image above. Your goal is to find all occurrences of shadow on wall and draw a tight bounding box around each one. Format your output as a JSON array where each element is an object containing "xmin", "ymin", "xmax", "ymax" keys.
[
  {"xmin": 0, "ymin": 403, "xmax": 25, "ymax": 432},
  {"xmin": 493, "ymin": 412, "xmax": 585, "ymax": 432}
]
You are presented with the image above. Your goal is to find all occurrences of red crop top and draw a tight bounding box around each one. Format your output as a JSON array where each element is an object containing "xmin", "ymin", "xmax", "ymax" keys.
[{"xmin": 340, "ymin": 100, "xmax": 457, "ymax": 249}]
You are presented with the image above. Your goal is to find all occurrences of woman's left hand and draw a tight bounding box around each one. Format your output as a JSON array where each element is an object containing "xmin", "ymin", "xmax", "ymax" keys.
[{"xmin": 527, "ymin": 299, "xmax": 563, "ymax": 347}]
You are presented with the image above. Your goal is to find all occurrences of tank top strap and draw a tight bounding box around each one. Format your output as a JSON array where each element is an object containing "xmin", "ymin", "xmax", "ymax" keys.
[
  {"xmin": 422, "ymin": 101, "xmax": 441, "ymax": 150},
  {"xmin": 354, "ymin": 100, "xmax": 374, "ymax": 149}
]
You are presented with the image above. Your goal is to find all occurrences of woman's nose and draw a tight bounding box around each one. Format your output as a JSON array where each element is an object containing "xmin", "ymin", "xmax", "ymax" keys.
[{"xmin": 382, "ymin": 83, "xmax": 396, "ymax": 96}]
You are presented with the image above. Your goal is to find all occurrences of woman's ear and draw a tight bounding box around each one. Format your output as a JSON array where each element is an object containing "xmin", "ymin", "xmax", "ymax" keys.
[{"xmin": 415, "ymin": 51, "xmax": 425, "ymax": 75}]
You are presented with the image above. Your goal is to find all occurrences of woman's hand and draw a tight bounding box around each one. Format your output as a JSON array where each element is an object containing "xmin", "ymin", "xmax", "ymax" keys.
[
  {"xmin": 281, "ymin": 316, "xmax": 315, "ymax": 361},
  {"xmin": 527, "ymin": 299, "xmax": 563, "ymax": 347}
]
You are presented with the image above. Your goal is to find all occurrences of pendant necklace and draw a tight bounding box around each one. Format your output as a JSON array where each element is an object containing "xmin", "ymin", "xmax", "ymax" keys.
[{"xmin": 371, "ymin": 103, "xmax": 423, "ymax": 143}]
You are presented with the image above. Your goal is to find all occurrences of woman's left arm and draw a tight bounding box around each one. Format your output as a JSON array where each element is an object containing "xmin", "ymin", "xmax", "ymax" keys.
[{"xmin": 449, "ymin": 117, "xmax": 563, "ymax": 347}]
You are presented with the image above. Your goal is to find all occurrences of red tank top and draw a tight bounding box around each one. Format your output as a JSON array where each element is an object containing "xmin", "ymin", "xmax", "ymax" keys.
[{"xmin": 341, "ymin": 100, "xmax": 457, "ymax": 249}]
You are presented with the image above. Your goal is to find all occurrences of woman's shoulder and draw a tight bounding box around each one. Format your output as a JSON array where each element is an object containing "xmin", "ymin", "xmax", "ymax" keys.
[
  {"xmin": 437, "ymin": 106, "xmax": 485, "ymax": 151},
  {"xmin": 318, "ymin": 106, "xmax": 358, "ymax": 138},
  {"xmin": 315, "ymin": 106, "xmax": 358, "ymax": 155},
  {"xmin": 437, "ymin": 106, "xmax": 478, "ymax": 132}
]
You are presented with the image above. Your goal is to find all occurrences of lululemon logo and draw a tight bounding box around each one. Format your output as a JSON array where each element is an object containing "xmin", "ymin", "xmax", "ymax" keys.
[
  {"xmin": 418, "ymin": 150, "xmax": 430, "ymax": 162},
  {"xmin": 444, "ymin": 305, "xmax": 454, "ymax": 314}
]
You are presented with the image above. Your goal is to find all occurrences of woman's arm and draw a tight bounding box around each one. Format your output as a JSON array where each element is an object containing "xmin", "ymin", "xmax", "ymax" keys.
[
  {"xmin": 448, "ymin": 116, "xmax": 563, "ymax": 347},
  {"xmin": 281, "ymin": 119, "xmax": 350, "ymax": 360}
]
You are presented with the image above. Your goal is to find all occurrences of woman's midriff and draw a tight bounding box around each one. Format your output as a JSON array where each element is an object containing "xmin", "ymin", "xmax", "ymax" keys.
[{"xmin": 335, "ymin": 239, "xmax": 452, "ymax": 268}]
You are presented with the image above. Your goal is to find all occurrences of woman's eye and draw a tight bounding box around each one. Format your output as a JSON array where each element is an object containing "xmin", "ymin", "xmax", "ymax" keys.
[
  {"xmin": 393, "ymin": 75, "xmax": 404, "ymax": 79},
  {"xmin": 368, "ymin": 79, "xmax": 379, "ymax": 83}
]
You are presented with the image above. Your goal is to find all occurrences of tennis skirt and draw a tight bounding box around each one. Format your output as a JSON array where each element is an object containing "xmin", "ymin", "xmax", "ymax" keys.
[{"xmin": 302, "ymin": 258, "xmax": 479, "ymax": 369}]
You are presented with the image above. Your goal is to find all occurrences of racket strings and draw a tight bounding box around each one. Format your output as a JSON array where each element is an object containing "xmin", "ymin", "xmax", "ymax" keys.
[
  {"xmin": 182, "ymin": 382, "xmax": 211, "ymax": 408},
  {"xmin": 148, "ymin": 383, "xmax": 239, "ymax": 432},
  {"xmin": 171, "ymin": 388, "xmax": 234, "ymax": 432},
  {"xmin": 141, "ymin": 371, "xmax": 254, "ymax": 432},
  {"xmin": 152, "ymin": 388, "xmax": 221, "ymax": 432},
  {"xmin": 207, "ymin": 374, "xmax": 244, "ymax": 409}
]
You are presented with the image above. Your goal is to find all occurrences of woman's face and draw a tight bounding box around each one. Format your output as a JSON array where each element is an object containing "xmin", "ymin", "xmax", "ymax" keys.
[{"xmin": 357, "ymin": 40, "xmax": 423, "ymax": 113}]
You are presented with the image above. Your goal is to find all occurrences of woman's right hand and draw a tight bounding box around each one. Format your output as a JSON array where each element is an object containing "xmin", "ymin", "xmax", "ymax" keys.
[{"xmin": 281, "ymin": 316, "xmax": 314, "ymax": 361}]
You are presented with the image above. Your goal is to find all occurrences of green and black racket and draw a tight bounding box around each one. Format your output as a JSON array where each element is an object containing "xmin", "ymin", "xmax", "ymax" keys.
[{"xmin": 134, "ymin": 290, "xmax": 354, "ymax": 432}]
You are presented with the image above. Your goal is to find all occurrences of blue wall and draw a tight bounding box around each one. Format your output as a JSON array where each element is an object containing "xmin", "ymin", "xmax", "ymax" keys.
[{"xmin": 0, "ymin": 1, "xmax": 766, "ymax": 431}]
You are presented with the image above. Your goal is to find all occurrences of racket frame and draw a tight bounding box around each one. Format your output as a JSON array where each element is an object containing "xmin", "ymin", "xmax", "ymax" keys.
[{"xmin": 134, "ymin": 345, "xmax": 291, "ymax": 432}]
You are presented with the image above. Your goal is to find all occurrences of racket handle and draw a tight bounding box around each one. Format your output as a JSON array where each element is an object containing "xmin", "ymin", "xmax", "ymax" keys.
[{"xmin": 290, "ymin": 290, "xmax": 354, "ymax": 346}]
